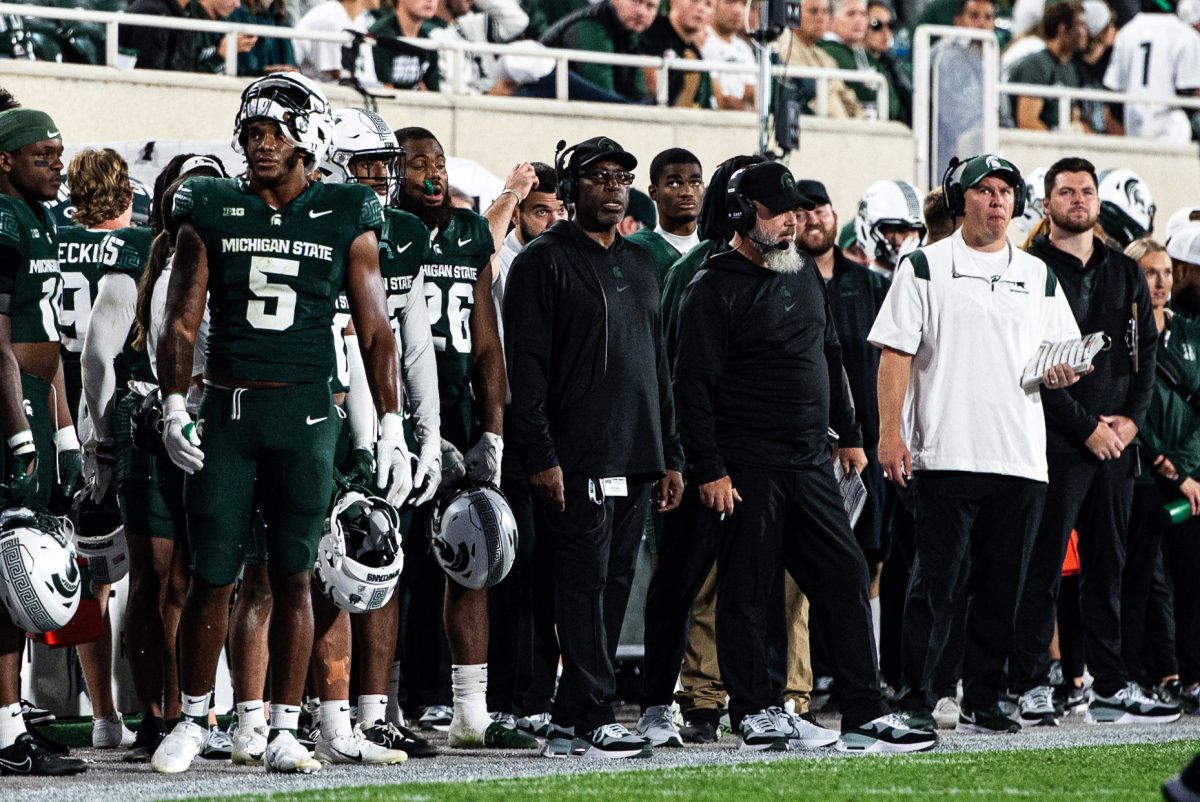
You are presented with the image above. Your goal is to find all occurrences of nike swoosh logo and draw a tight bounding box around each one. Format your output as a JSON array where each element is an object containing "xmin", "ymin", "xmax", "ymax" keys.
[
  {"xmin": 0, "ymin": 756, "xmax": 31, "ymax": 772},
  {"xmin": 306, "ymin": 416, "xmax": 328, "ymax": 425},
  {"xmin": 309, "ymin": 210, "xmax": 333, "ymax": 218},
  {"xmin": 397, "ymin": 243, "xmax": 411, "ymax": 253},
  {"xmin": 46, "ymin": 130, "xmax": 59, "ymax": 139},
  {"xmin": 784, "ymin": 303, "xmax": 796, "ymax": 311},
  {"xmin": 458, "ymin": 238, "xmax": 472, "ymax": 247},
  {"xmin": 331, "ymin": 746, "xmax": 363, "ymax": 762},
  {"xmin": 616, "ymin": 285, "xmax": 630, "ymax": 293}
]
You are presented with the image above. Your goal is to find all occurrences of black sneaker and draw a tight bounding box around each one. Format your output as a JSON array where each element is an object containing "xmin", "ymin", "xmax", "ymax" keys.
[
  {"xmin": 0, "ymin": 733, "xmax": 85, "ymax": 776},
  {"xmin": 1052, "ymin": 683, "xmax": 1088, "ymax": 716},
  {"xmin": 1088, "ymin": 682, "xmax": 1181, "ymax": 724},
  {"xmin": 1158, "ymin": 680, "xmax": 1184, "ymax": 707},
  {"xmin": 837, "ymin": 713, "xmax": 938, "ymax": 754},
  {"xmin": 1182, "ymin": 684, "xmax": 1200, "ymax": 715},
  {"xmin": 737, "ymin": 710, "xmax": 788, "ymax": 752},
  {"xmin": 679, "ymin": 709, "xmax": 719, "ymax": 744},
  {"xmin": 19, "ymin": 700, "xmax": 53, "ymax": 726},
  {"xmin": 569, "ymin": 724, "xmax": 651, "ymax": 759},
  {"xmin": 361, "ymin": 719, "xmax": 438, "ymax": 758},
  {"xmin": 956, "ymin": 704, "xmax": 1021, "ymax": 734},
  {"xmin": 25, "ymin": 725, "xmax": 68, "ymax": 756},
  {"xmin": 901, "ymin": 708, "xmax": 937, "ymax": 732},
  {"xmin": 124, "ymin": 715, "xmax": 168, "ymax": 763}
]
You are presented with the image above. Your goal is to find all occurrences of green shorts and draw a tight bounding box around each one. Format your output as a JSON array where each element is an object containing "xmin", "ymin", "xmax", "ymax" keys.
[
  {"xmin": 0, "ymin": 372, "xmax": 57, "ymax": 510},
  {"xmin": 184, "ymin": 382, "xmax": 338, "ymax": 586},
  {"xmin": 116, "ymin": 390, "xmax": 185, "ymax": 542}
]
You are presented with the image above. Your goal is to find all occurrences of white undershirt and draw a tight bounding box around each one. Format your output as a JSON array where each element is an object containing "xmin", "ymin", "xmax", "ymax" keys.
[{"xmin": 655, "ymin": 225, "xmax": 700, "ymax": 254}]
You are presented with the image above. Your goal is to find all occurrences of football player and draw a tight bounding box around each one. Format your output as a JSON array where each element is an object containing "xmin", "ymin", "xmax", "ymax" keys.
[
  {"xmin": 0, "ymin": 108, "xmax": 86, "ymax": 776},
  {"xmin": 394, "ymin": 126, "xmax": 533, "ymax": 748},
  {"xmin": 854, "ymin": 179, "xmax": 926, "ymax": 279},
  {"xmin": 150, "ymin": 73, "xmax": 402, "ymax": 775}
]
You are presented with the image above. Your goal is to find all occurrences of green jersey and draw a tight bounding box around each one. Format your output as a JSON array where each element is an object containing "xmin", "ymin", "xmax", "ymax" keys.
[
  {"xmin": 55, "ymin": 226, "xmax": 109, "ymax": 353},
  {"xmin": 172, "ymin": 176, "xmax": 384, "ymax": 384},
  {"xmin": 0, "ymin": 194, "xmax": 61, "ymax": 344},
  {"xmin": 98, "ymin": 226, "xmax": 155, "ymax": 384},
  {"xmin": 661, "ymin": 238, "xmax": 719, "ymax": 364},
  {"xmin": 421, "ymin": 208, "xmax": 492, "ymax": 403},
  {"xmin": 380, "ymin": 208, "xmax": 430, "ymax": 334},
  {"xmin": 625, "ymin": 228, "xmax": 682, "ymax": 284}
]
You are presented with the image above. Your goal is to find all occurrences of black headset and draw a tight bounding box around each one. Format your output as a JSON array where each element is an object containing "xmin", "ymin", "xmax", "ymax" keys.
[
  {"xmin": 725, "ymin": 168, "xmax": 756, "ymax": 234},
  {"xmin": 941, "ymin": 155, "xmax": 1026, "ymax": 221},
  {"xmin": 554, "ymin": 139, "xmax": 581, "ymax": 205}
]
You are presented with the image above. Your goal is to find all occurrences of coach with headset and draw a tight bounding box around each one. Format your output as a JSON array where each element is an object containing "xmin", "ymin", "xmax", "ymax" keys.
[
  {"xmin": 870, "ymin": 155, "xmax": 1083, "ymax": 733},
  {"xmin": 504, "ymin": 135, "xmax": 685, "ymax": 758}
]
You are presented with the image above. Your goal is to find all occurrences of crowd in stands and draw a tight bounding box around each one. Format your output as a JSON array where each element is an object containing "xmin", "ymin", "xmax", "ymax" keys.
[{"xmin": 3, "ymin": 0, "xmax": 1199, "ymax": 136}]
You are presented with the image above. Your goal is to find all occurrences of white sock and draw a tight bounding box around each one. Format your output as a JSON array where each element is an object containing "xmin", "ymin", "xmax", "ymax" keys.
[
  {"xmin": 237, "ymin": 700, "xmax": 267, "ymax": 731},
  {"xmin": 0, "ymin": 703, "xmax": 25, "ymax": 749},
  {"xmin": 319, "ymin": 700, "xmax": 353, "ymax": 740},
  {"xmin": 269, "ymin": 703, "xmax": 301, "ymax": 734},
  {"xmin": 451, "ymin": 663, "xmax": 490, "ymax": 732},
  {"xmin": 181, "ymin": 692, "xmax": 210, "ymax": 726},
  {"xmin": 358, "ymin": 694, "xmax": 387, "ymax": 727},
  {"xmin": 869, "ymin": 596, "xmax": 882, "ymax": 669},
  {"xmin": 386, "ymin": 661, "xmax": 403, "ymax": 725}
]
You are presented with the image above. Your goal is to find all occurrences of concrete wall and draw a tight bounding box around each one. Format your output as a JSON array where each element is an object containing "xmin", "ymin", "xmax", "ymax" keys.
[{"xmin": 7, "ymin": 60, "xmax": 1195, "ymax": 228}]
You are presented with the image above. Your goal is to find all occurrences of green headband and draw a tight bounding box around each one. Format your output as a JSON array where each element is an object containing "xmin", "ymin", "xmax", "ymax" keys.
[{"xmin": 0, "ymin": 109, "xmax": 60, "ymax": 152}]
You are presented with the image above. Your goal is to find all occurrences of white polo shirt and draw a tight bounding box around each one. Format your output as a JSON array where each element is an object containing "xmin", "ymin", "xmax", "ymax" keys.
[{"xmin": 868, "ymin": 230, "xmax": 1080, "ymax": 482}]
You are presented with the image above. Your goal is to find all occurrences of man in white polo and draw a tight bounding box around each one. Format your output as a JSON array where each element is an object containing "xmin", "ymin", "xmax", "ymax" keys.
[{"xmin": 870, "ymin": 155, "xmax": 1083, "ymax": 735}]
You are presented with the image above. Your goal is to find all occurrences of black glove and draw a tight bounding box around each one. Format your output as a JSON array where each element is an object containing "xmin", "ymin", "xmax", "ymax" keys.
[
  {"xmin": 49, "ymin": 449, "xmax": 83, "ymax": 514},
  {"xmin": 1, "ymin": 435, "xmax": 37, "ymax": 506},
  {"xmin": 340, "ymin": 447, "xmax": 375, "ymax": 489}
]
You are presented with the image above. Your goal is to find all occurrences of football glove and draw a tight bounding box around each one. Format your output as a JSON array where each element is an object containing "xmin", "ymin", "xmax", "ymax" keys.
[
  {"xmin": 410, "ymin": 436, "xmax": 442, "ymax": 507},
  {"xmin": 1, "ymin": 430, "xmax": 38, "ymax": 505},
  {"xmin": 340, "ymin": 446, "xmax": 375, "ymax": 489},
  {"xmin": 83, "ymin": 438, "xmax": 116, "ymax": 503},
  {"xmin": 162, "ymin": 393, "xmax": 205, "ymax": 474},
  {"xmin": 375, "ymin": 412, "xmax": 413, "ymax": 506},
  {"xmin": 441, "ymin": 441, "xmax": 467, "ymax": 486},
  {"xmin": 464, "ymin": 432, "xmax": 503, "ymax": 486}
]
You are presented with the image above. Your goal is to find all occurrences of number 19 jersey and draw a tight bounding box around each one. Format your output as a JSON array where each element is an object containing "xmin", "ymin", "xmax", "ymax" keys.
[
  {"xmin": 0, "ymin": 194, "xmax": 60, "ymax": 344},
  {"xmin": 172, "ymin": 176, "xmax": 384, "ymax": 384}
]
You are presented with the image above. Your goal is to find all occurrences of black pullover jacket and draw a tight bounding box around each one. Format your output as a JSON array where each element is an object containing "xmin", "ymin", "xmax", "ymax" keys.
[{"xmin": 504, "ymin": 220, "xmax": 684, "ymax": 480}]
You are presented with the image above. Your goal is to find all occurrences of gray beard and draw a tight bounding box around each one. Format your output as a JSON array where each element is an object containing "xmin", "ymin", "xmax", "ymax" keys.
[{"xmin": 761, "ymin": 241, "xmax": 805, "ymax": 273}]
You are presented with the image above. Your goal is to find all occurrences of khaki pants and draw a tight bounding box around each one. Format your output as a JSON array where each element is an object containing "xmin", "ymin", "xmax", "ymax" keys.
[{"xmin": 675, "ymin": 566, "xmax": 813, "ymax": 714}]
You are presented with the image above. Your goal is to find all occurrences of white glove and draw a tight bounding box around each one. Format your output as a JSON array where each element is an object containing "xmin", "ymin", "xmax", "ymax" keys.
[
  {"xmin": 162, "ymin": 393, "xmax": 204, "ymax": 474},
  {"xmin": 441, "ymin": 441, "xmax": 467, "ymax": 486},
  {"xmin": 410, "ymin": 435, "xmax": 442, "ymax": 507},
  {"xmin": 83, "ymin": 437, "xmax": 115, "ymax": 503},
  {"xmin": 464, "ymin": 432, "xmax": 503, "ymax": 485},
  {"xmin": 375, "ymin": 412, "xmax": 414, "ymax": 506}
]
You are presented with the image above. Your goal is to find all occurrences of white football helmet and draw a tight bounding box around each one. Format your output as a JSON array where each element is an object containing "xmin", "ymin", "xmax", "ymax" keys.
[
  {"xmin": 318, "ymin": 108, "xmax": 405, "ymax": 205},
  {"xmin": 75, "ymin": 525, "xmax": 129, "ymax": 586},
  {"xmin": 1166, "ymin": 206, "xmax": 1200, "ymax": 244},
  {"xmin": 0, "ymin": 508, "xmax": 81, "ymax": 633},
  {"xmin": 429, "ymin": 484, "xmax": 518, "ymax": 591},
  {"xmin": 315, "ymin": 489, "xmax": 404, "ymax": 613},
  {"xmin": 233, "ymin": 72, "xmax": 334, "ymax": 166},
  {"xmin": 855, "ymin": 180, "xmax": 927, "ymax": 266},
  {"xmin": 1098, "ymin": 168, "xmax": 1156, "ymax": 248}
]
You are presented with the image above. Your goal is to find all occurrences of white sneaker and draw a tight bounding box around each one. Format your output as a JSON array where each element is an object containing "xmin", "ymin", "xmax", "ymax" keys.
[
  {"xmin": 770, "ymin": 707, "xmax": 839, "ymax": 750},
  {"xmin": 314, "ymin": 726, "xmax": 408, "ymax": 765},
  {"xmin": 1017, "ymin": 686, "xmax": 1059, "ymax": 727},
  {"xmin": 151, "ymin": 720, "xmax": 206, "ymax": 774},
  {"xmin": 232, "ymin": 724, "xmax": 268, "ymax": 765},
  {"xmin": 265, "ymin": 730, "xmax": 322, "ymax": 773},
  {"xmin": 92, "ymin": 711, "xmax": 136, "ymax": 749},
  {"xmin": 932, "ymin": 698, "xmax": 961, "ymax": 730},
  {"xmin": 634, "ymin": 705, "xmax": 683, "ymax": 748}
]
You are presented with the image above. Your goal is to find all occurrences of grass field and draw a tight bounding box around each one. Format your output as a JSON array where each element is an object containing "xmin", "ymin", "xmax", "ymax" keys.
[{"xmin": 195, "ymin": 739, "xmax": 1200, "ymax": 802}]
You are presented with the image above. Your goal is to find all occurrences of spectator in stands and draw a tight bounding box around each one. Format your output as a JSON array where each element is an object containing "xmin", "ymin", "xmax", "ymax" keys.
[
  {"xmin": 638, "ymin": 0, "xmax": 715, "ymax": 107},
  {"xmin": 702, "ymin": 0, "xmax": 755, "ymax": 109},
  {"xmin": 294, "ymin": 0, "xmax": 380, "ymax": 85},
  {"xmin": 371, "ymin": 0, "xmax": 439, "ymax": 90},
  {"xmin": 1103, "ymin": 1, "xmax": 1200, "ymax": 143},
  {"xmin": 864, "ymin": 0, "xmax": 912, "ymax": 124},
  {"xmin": 420, "ymin": 0, "xmax": 530, "ymax": 93},
  {"xmin": 1075, "ymin": 1, "xmax": 1119, "ymax": 133},
  {"xmin": 530, "ymin": 0, "xmax": 658, "ymax": 102},
  {"xmin": 121, "ymin": 0, "xmax": 192, "ymax": 71},
  {"xmin": 775, "ymin": 0, "xmax": 863, "ymax": 118},
  {"xmin": 821, "ymin": 0, "xmax": 895, "ymax": 119},
  {"xmin": 930, "ymin": 0, "xmax": 997, "ymax": 186},
  {"xmin": 227, "ymin": 0, "xmax": 297, "ymax": 75},
  {"xmin": 1009, "ymin": 1, "xmax": 1088, "ymax": 131}
]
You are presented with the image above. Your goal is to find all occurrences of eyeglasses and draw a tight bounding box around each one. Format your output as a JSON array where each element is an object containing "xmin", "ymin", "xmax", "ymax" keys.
[
  {"xmin": 581, "ymin": 169, "xmax": 635, "ymax": 187},
  {"xmin": 869, "ymin": 18, "xmax": 893, "ymax": 30}
]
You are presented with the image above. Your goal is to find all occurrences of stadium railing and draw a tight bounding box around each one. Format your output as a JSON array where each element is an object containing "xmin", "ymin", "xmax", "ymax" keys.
[{"xmin": 999, "ymin": 81, "xmax": 1200, "ymax": 132}]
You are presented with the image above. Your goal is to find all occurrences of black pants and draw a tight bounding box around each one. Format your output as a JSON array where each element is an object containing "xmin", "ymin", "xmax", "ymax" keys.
[
  {"xmin": 715, "ymin": 462, "xmax": 884, "ymax": 730},
  {"xmin": 1012, "ymin": 452, "xmax": 1133, "ymax": 697},
  {"xmin": 487, "ymin": 449, "xmax": 560, "ymax": 715},
  {"xmin": 900, "ymin": 471, "xmax": 1045, "ymax": 712},
  {"xmin": 1122, "ymin": 483, "xmax": 1178, "ymax": 684},
  {"xmin": 544, "ymin": 475, "xmax": 650, "ymax": 733},
  {"xmin": 1165, "ymin": 515, "xmax": 1200, "ymax": 683},
  {"xmin": 1058, "ymin": 574, "xmax": 1086, "ymax": 682}
]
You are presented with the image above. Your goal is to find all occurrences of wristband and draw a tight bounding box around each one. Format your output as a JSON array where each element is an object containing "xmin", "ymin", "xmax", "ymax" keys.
[
  {"xmin": 55, "ymin": 425, "xmax": 80, "ymax": 453},
  {"xmin": 379, "ymin": 411, "xmax": 404, "ymax": 441},
  {"xmin": 6, "ymin": 430, "xmax": 34, "ymax": 455},
  {"xmin": 498, "ymin": 188, "xmax": 522, "ymax": 205}
]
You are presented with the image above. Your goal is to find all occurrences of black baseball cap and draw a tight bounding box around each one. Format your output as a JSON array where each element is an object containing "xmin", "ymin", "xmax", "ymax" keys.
[
  {"xmin": 738, "ymin": 162, "xmax": 816, "ymax": 212},
  {"xmin": 796, "ymin": 179, "xmax": 831, "ymax": 207},
  {"xmin": 569, "ymin": 136, "xmax": 638, "ymax": 174}
]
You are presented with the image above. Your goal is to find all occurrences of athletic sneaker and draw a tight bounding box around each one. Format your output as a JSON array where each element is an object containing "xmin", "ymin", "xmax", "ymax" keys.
[
  {"xmin": 264, "ymin": 730, "xmax": 322, "ymax": 774},
  {"xmin": 200, "ymin": 724, "xmax": 233, "ymax": 759},
  {"xmin": 482, "ymin": 713, "xmax": 539, "ymax": 749},
  {"xmin": 570, "ymin": 724, "xmax": 651, "ymax": 759},
  {"xmin": 20, "ymin": 699, "xmax": 53, "ymax": 726},
  {"xmin": 679, "ymin": 709, "xmax": 719, "ymax": 744},
  {"xmin": 0, "ymin": 733, "xmax": 86, "ymax": 776},
  {"xmin": 1087, "ymin": 682, "xmax": 1181, "ymax": 724},
  {"xmin": 361, "ymin": 719, "xmax": 437, "ymax": 758},
  {"xmin": 418, "ymin": 704, "xmax": 453, "ymax": 732},
  {"xmin": 932, "ymin": 698, "xmax": 960, "ymax": 730},
  {"xmin": 124, "ymin": 715, "xmax": 167, "ymax": 763},
  {"xmin": 737, "ymin": 710, "xmax": 789, "ymax": 752},
  {"xmin": 232, "ymin": 723, "xmax": 268, "ymax": 765},
  {"xmin": 956, "ymin": 704, "xmax": 1020, "ymax": 734},
  {"xmin": 516, "ymin": 712, "xmax": 553, "ymax": 738},
  {"xmin": 634, "ymin": 705, "xmax": 683, "ymax": 748},
  {"xmin": 1157, "ymin": 679, "xmax": 1184, "ymax": 707},
  {"xmin": 1017, "ymin": 686, "xmax": 1059, "ymax": 727},
  {"xmin": 1053, "ymin": 683, "xmax": 1088, "ymax": 716},
  {"xmin": 837, "ymin": 713, "xmax": 938, "ymax": 754},
  {"xmin": 903, "ymin": 708, "xmax": 938, "ymax": 732},
  {"xmin": 151, "ymin": 720, "xmax": 207, "ymax": 774},
  {"xmin": 314, "ymin": 726, "xmax": 408, "ymax": 765},
  {"xmin": 1181, "ymin": 684, "xmax": 1200, "ymax": 715},
  {"xmin": 92, "ymin": 711, "xmax": 136, "ymax": 748},
  {"xmin": 539, "ymin": 724, "xmax": 575, "ymax": 758},
  {"xmin": 771, "ymin": 706, "xmax": 839, "ymax": 750}
]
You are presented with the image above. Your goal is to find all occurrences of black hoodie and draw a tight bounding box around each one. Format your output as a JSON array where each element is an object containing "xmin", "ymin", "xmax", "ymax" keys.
[
  {"xmin": 504, "ymin": 219, "xmax": 684, "ymax": 479},
  {"xmin": 674, "ymin": 247, "xmax": 862, "ymax": 484}
]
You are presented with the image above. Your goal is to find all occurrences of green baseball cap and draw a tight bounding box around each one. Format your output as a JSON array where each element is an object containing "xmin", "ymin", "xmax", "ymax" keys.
[{"xmin": 959, "ymin": 154, "xmax": 1022, "ymax": 190}]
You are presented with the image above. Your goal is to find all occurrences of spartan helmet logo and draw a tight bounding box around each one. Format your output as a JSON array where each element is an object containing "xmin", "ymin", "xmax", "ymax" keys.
[
  {"xmin": 52, "ymin": 560, "xmax": 79, "ymax": 596},
  {"xmin": 1123, "ymin": 178, "xmax": 1154, "ymax": 220},
  {"xmin": 986, "ymin": 156, "xmax": 1002, "ymax": 171},
  {"xmin": 782, "ymin": 173, "xmax": 795, "ymax": 189}
]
